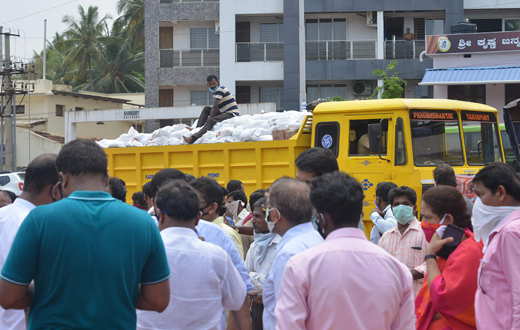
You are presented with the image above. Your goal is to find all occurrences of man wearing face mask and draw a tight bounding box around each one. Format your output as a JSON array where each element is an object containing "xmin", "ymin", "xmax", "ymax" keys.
[
  {"xmin": 0, "ymin": 154, "xmax": 62, "ymax": 330},
  {"xmin": 378, "ymin": 186, "xmax": 427, "ymax": 297},
  {"xmin": 472, "ymin": 163, "xmax": 520, "ymax": 330},
  {"xmin": 262, "ymin": 177, "xmax": 323, "ymax": 330},
  {"xmin": 245, "ymin": 197, "xmax": 280, "ymax": 330},
  {"xmin": 184, "ymin": 75, "xmax": 239, "ymax": 144},
  {"xmin": 275, "ymin": 172, "xmax": 414, "ymax": 330},
  {"xmin": 370, "ymin": 182, "xmax": 398, "ymax": 244}
]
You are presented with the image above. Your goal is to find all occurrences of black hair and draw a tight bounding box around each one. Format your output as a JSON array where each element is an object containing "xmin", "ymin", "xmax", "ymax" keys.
[
  {"xmin": 109, "ymin": 177, "xmax": 127, "ymax": 202},
  {"xmin": 473, "ymin": 162, "xmax": 520, "ymax": 202},
  {"xmin": 23, "ymin": 154, "xmax": 59, "ymax": 194},
  {"xmin": 295, "ymin": 148, "xmax": 339, "ymax": 176},
  {"xmin": 227, "ymin": 190, "xmax": 248, "ymax": 205},
  {"xmin": 56, "ymin": 139, "xmax": 107, "ymax": 179},
  {"xmin": 150, "ymin": 168, "xmax": 187, "ymax": 198},
  {"xmin": 143, "ymin": 181, "xmax": 153, "ymax": 199},
  {"xmin": 376, "ymin": 182, "xmax": 398, "ymax": 202},
  {"xmin": 221, "ymin": 186, "xmax": 229, "ymax": 197},
  {"xmin": 269, "ymin": 177, "xmax": 312, "ymax": 225},
  {"xmin": 190, "ymin": 176, "xmax": 224, "ymax": 210},
  {"xmin": 0, "ymin": 190, "xmax": 16, "ymax": 203},
  {"xmin": 422, "ymin": 186, "xmax": 472, "ymax": 230},
  {"xmin": 433, "ymin": 164, "xmax": 458, "ymax": 187},
  {"xmin": 156, "ymin": 180, "xmax": 200, "ymax": 221},
  {"xmin": 310, "ymin": 172, "xmax": 364, "ymax": 228},
  {"xmin": 253, "ymin": 197, "xmax": 267, "ymax": 212},
  {"xmin": 206, "ymin": 75, "xmax": 219, "ymax": 83},
  {"xmin": 185, "ymin": 174, "xmax": 196, "ymax": 182},
  {"xmin": 227, "ymin": 180, "xmax": 243, "ymax": 193},
  {"xmin": 388, "ymin": 186, "xmax": 417, "ymax": 206},
  {"xmin": 132, "ymin": 191, "xmax": 146, "ymax": 207},
  {"xmin": 249, "ymin": 189, "xmax": 267, "ymax": 208}
]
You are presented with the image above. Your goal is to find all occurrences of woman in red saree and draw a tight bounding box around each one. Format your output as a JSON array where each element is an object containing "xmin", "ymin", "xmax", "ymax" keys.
[{"xmin": 415, "ymin": 186, "xmax": 484, "ymax": 330}]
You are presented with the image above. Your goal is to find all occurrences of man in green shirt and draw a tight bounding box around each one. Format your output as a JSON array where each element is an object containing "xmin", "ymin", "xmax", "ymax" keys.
[{"xmin": 0, "ymin": 139, "xmax": 170, "ymax": 330}]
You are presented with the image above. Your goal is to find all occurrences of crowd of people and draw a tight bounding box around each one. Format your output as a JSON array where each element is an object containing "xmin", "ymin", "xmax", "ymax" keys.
[{"xmin": 0, "ymin": 139, "xmax": 519, "ymax": 330}]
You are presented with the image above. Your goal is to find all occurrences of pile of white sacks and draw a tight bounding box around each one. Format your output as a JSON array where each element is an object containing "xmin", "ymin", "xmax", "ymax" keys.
[{"xmin": 97, "ymin": 111, "xmax": 310, "ymax": 148}]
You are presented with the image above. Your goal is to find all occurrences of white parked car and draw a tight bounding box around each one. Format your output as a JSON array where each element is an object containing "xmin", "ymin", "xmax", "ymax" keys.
[{"xmin": 0, "ymin": 172, "xmax": 24, "ymax": 196}]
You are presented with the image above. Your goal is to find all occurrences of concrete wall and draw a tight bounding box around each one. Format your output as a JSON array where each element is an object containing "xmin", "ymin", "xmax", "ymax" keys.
[
  {"xmin": 464, "ymin": 0, "xmax": 520, "ymax": 9},
  {"xmin": 16, "ymin": 128, "xmax": 63, "ymax": 168},
  {"xmin": 305, "ymin": 0, "xmax": 449, "ymax": 13}
]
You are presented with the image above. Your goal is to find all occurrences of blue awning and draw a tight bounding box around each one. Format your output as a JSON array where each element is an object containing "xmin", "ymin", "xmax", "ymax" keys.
[{"xmin": 419, "ymin": 66, "xmax": 520, "ymax": 85}]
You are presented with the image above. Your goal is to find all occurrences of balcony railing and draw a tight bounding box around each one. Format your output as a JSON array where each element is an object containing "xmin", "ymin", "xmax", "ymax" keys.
[
  {"xmin": 160, "ymin": 49, "xmax": 219, "ymax": 67},
  {"xmin": 236, "ymin": 42, "xmax": 284, "ymax": 62},
  {"xmin": 305, "ymin": 40, "xmax": 377, "ymax": 60},
  {"xmin": 385, "ymin": 40, "xmax": 425, "ymax": 59}
]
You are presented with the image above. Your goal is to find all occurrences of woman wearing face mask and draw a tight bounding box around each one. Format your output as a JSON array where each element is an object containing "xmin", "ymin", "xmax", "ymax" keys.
[{"xmin": 415, "ymin": 186, "xmax": 484, "ymax": 330}]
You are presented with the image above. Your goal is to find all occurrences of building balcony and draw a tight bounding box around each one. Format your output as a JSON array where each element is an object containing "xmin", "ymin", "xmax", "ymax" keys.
[
  {"xmin": 159, "ymin": 0, "xmax": 218, "ymax": 2},
  {"xmin": 160, "ymin": 49, "xmax": 219, "ymax": 67},
  {"xmin": 236, "ymin": 42, "xmax": 284, "ymax": 62},
  {"xmin": 384, "ymin": 40, "xmax": 426, "ymax": 60},
  {"xmin": 305, "ymin": 40, "xmax": 377, "ymax": 60}
]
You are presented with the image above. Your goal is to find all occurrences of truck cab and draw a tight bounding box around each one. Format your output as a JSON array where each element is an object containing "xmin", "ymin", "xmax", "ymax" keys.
[{"xmin": 312, "ymin": 99, "xmax": 504, "ymax": 236}]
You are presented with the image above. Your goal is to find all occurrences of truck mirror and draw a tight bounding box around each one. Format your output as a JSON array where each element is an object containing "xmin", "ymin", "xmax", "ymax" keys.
[{"xmin": 368, "ymin": 123, "xmax": 381, "ymax": 153}]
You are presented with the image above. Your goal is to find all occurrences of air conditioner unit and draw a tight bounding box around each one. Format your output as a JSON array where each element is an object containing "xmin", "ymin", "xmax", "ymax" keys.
[
  {"xmin": 366, "ymin": 11, "xmax": 377, "ymax": 26},
  {"xmin": 352, "ymin": 81, "xmax": 372, "ymax": 96},
  {"xmin": 215, "ymin": 21, "xmax": 220, "ymax": 35}
]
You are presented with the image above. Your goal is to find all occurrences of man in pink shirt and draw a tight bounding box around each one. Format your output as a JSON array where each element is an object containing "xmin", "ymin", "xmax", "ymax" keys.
[
  {"xmin": 275, "ymin": 172, "xmax": 414, "ymax": 330},
  {"xmin": 473, "ymin": 163, "xmax": 520, "ymax": 329}
]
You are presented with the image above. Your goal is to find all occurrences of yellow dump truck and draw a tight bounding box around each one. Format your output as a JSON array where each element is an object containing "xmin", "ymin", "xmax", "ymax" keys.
[{"xmin": 105, "ymin": 99, "xmax": 504, "ymax": 236}]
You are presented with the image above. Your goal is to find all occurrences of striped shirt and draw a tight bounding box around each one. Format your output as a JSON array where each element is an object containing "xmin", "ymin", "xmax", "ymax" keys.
[
  {"xmin": 213, "ymin": 85, "xmax": 239, "ymax": 116},
  {"xmin": 378, "ymin": 218, "xmax": 428, "ymax": 297}
]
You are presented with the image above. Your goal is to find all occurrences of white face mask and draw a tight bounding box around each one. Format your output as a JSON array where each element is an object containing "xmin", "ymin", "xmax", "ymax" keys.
[
  {"xmin": 472, "ymin": 197, "xmax": 519, "ymax": 252},
  {"xmin": 265, "ymin": 207, "xmax": 278, "ymax": 234}
]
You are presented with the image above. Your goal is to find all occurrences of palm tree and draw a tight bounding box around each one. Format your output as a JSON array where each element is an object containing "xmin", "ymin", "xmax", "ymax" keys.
[
  {"xmin": 116, "ymin": 0, "xmax": 144, "ymax": 50},
  {"xmin": 58, "ymin": 5, "xmax": 112, "ymax": 91},
  {"xmin": 91, "ymin": 23, "xmax": 145, "ymax": 93}
]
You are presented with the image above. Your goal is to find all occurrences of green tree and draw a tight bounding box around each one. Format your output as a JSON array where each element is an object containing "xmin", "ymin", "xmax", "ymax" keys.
[
  {"xmin": 90, "ymin": 23, "xmax": 145, "ymax": 93},
  {"xmin": 59, "ymin": 5, "xmax": 112, "ymax": 91},
  {"xmin": 371, "ymin": 60, "xmax": 407, "ymax": 99},
  {"xmin": 116, "ymin": 0, "xmax": 144, "ymax": 50}
]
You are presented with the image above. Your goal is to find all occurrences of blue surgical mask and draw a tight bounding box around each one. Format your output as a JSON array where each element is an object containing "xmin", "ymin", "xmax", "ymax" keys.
[
  {"xmin": 374, "ymin": 198, "xmax": 379, "ymax": 209},
  {"xmin": 393, "ymin": 205, "xmax": 414, "ymax": 225},
  {"xmin": 209, "ymin": 85, "xmax": 219, "ymax": 93}
]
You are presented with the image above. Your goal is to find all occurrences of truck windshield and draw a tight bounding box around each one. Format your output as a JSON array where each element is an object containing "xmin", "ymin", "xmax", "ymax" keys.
[
  {"xmin": 461, "ymin": 111, "xmax": 503, "ymax": 165},
  {"xmin": 410, "ymin": 110, "xmax": 464, "ymax": 166}
]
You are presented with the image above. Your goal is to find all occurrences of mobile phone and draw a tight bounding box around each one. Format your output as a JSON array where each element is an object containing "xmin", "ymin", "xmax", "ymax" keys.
[{"xmin": 436, "ymin": 224, "xmax": 465, "ymax": 260}]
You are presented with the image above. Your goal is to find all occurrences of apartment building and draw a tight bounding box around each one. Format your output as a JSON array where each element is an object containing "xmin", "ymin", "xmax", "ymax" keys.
[{"xmin": 145, "ymin": 0, "xmax": 520, "ymax": 113}]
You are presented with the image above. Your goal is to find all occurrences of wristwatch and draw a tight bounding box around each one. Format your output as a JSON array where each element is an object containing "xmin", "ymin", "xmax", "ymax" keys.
[{"xmin": 424, "ymin": 254, "xmax": 437, "ymax": 261}]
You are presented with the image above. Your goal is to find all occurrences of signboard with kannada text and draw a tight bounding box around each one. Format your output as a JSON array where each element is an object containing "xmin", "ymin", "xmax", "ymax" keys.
[{"xmin": 426, "ymin": 31, "xmax": 520, "ymax": 55}]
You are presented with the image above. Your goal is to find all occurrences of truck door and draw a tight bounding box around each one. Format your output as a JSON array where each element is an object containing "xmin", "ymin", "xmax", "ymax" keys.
[{"xmin": 343, "ymin": 114, "xmax": 394, "ymax": 235}]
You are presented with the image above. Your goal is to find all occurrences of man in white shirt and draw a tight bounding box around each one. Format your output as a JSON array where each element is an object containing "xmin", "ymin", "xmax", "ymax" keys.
[
  {"xmin": 0, "ymin": 154, "xmax": 62, "ymax": 330},
  {"xmin": 370, "ymin": 182, "xmax": 398, "ymax": 244},
  {"xmin": 137, "ymin": 180, "xmax": 245, "ymax": 330},
  {"xmin": 245, "ymin": 197, "xmax": 280, "ymax": 330},
  {"xmin": 150, "ymin": 169, "xmax": 253, "ymax": 330},
  {"xmin": 262, "ymin": 178, "xmax": 324, "ymax": 330}
]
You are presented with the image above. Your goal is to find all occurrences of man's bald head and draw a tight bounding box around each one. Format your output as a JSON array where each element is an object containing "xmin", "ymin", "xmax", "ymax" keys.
[
  {"xmin": 268, "ymin": 177, "xmax": 312, "ymax": 225},
  {"xmin": 24, "ymin": 154, "xmax": 59, "ymax": 194}
]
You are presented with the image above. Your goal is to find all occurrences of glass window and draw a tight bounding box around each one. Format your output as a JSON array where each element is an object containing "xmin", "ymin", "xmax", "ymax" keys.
[
  {"xmin": 208, "ymin": 29, "xmax": 219, "ymax": 49},
  {"xmin": 260, "ymin": 24, "xmax": 278, "ymax": 42},
  {"xmin": 190, "ymin": 90, "xmax": 210, "ymax": 106},
  {"xmin": 16, "ymin": 105, "xmax": 25, "ymax": 114},
  {"xmin": 349, "ymin": 119, "xmax": 388, "ymax": 156},
  {"xmin": 415, "ymin": 85, "xmax": 433, "ymax": 98},
  {"xmin": 448, "ymin": 85, "xmax": 486, "ymax": 104},
  {"xmin": 0, "ymin": 176, "xmax": 10, "ymax": 186},
  {"xmin": 315, "ymin": 122, "xmax": 340, "ymax": 157},
  {"xmin": 191, "ymin": 28, "xmax": 208, "ymax": 49},
  {"xmin": 307, "ymin": 85, "xmax": 319, "ymax": 103},
  {"xmin": 319, "ymin": 19, "xmax": 333, "ymax": 41},
  {"xmin": 395, "ymin": 118, "xmax": 407, "ymax": 165},
  {"xmin": 333, "ymin": 19, "xmax": 346, "ymax": 40},
  {"xmin": 261, "ymin": 87, "xmax": 284, "ymax": 110},
  {"xmin": 505, "ymin": 19, "xmax": 520, "ymax": 31},
  {"xmin": 332, "ymin": 84, "xmax": 347, "ymax": 100},
  {"xmin": 279, "ymin": 23, "xmax": 284, "ymax": 42},
  {"xmin": 320, "ymin": 85, "xmax": 333, "ymax": 99},
  {"xmin": 56, "ymin": 105, "xmax": 64, "ymax": 117},
  {"xmin": 306, "ymin": 19, "xmax": 319, "ymax": 41},
  {"xmin": 461, "ymin": 111, "xmax": 503, "ymax": 165},
  {"xmin": 410, "ymin": 110, "xmax": 464, "ymax": 166},
  {"xmin": 426, "ymin": 19, "xmax": 444, "ymax": 35}
]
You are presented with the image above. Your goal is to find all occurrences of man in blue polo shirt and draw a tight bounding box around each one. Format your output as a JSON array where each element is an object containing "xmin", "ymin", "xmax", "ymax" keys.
[{"xmin": 0, "ymin": 139, "xmax": 170, "ymax": 330}]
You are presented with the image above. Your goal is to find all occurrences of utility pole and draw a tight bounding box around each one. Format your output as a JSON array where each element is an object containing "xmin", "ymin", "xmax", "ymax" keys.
[{"xmin": 0, "ymin": 29, "xmax": 35, "ymax": 171}]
